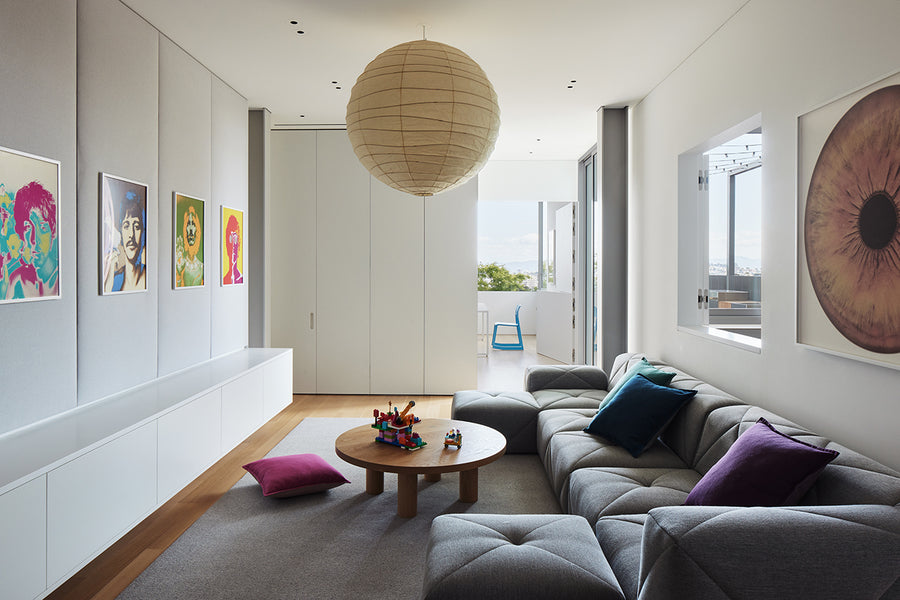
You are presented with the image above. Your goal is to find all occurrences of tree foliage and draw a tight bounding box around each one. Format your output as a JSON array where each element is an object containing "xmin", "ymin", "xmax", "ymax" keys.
[{"xmin": 478, "ymin": 262, "xmax": 532, "ymax": 291}]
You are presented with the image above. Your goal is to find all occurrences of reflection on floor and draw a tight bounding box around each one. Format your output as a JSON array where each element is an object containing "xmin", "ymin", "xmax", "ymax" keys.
[{"xmin": 477, "ymin": 334, "xmax": 565, "ymax": 391}]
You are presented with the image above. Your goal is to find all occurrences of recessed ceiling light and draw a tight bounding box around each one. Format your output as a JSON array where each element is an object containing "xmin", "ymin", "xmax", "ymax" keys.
[
  {"xmin": 296, "ymin": 30, "xmax": 304, "ymax": 35},
  {"xmin": 290, "ymin": 20, "xmax": 298, "ymax": 25}
]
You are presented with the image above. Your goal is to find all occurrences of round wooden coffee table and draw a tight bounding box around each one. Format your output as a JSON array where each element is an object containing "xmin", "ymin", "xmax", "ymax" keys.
[{"xmin": 335, "ymin": 418, "xmax": 506, "ymax": 517}]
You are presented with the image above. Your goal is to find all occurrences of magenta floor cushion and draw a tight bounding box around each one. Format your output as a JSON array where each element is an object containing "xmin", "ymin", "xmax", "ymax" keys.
[{"xmin": 243, "ymin": 453, "xmax": 350, "ymax": 498}]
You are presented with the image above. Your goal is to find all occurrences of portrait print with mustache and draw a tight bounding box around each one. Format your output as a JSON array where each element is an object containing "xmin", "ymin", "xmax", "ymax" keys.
[{"xmin": 103, "ymin": 185, "xmax": 147, "ymax": 293}]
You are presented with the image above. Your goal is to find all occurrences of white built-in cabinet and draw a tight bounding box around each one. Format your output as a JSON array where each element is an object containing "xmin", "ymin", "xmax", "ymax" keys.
[
  {"xmin": 270, "ymin": 129, "xmax": 476, "ymax": 394},
  {"xmin": 0, "ymin": 349, "xmax": 292, "ymax": 600}
]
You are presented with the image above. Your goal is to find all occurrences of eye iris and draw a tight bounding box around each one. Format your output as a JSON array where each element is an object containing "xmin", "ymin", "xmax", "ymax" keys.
[{"xmin": 858, "ymin": 191, "xmax": 897, "ymax": 250}]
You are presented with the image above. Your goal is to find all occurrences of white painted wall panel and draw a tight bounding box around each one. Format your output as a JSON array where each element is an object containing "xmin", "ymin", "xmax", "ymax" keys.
[
  {"xmin": 75, "ymin": 0, "xmax": 159, "ymax": 404},
  {"xmin": 221, "ymin": 369, "xmax": 265, "ymax": 451},
  {"xmin": 0, "ymin": 0, "xmax": 77, "ymax": 432},
  {"xmin": 263, "ymin": 351, "xmax": 293, "ymax": 419},
  {"xmin": 210, "ymin": 78, "xmax": 249, "ymax": 357},
  {"xmin": 370, "ymin": 181, "xmax": 425, "ymax": 393},
  {"xmin": 157, "ymin": 36, "xmax": 212, "ymax": 376},
  {"xmin": 425, "ymin": 180, "xmax": 478, "ymax": 393},
  {"xmin": 0, "ymin": 476, "xmax": 46, "ymax": 600},
  {"xmin": 157, "ymin": 389, "xmax": 221, "ymax": 502},
  {"xmin": 315, "ymin": 131, "xmax": 371, "ymax": 393},
  {"xmin": 269, "ymin": 131, "xmax": 317, "ymax": 392},
  {"xmin": 47, "ymin": 422, "xmax": 157, "ymax": 586},
  {"xmin": 537, "ymin": 290, "xmax": 574, "ymax": 363}
]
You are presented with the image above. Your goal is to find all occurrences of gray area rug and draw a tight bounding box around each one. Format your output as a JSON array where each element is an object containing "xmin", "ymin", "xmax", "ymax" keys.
[{"xmin": 118, "ymin": 417, "xmax": 562, "ymax": 600}]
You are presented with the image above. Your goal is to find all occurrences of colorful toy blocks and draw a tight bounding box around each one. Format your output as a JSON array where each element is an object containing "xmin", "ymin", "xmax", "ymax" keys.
[{"xmin": 372, "ymin": 400, "xmax": 427, "ymax": 451}]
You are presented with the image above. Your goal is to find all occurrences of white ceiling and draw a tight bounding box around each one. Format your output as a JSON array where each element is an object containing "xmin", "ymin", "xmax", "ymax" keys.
[{"xmin": 122, "ymin": 0, "xmax": 747, "ymax": 161}]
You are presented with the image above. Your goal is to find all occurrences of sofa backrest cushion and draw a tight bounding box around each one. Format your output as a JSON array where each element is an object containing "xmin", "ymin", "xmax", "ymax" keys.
[
  {"xmin": 583, "ymin": 374, "xmax": 697, "ymax": 458},
  {"xmin": 611, "ymin": 352, "xmax": 900, "ymax": 507},
  {"xmin": 597, "ymin": 357, "xmax": 675, "ymax": 412},
  {"xmin": 610, "ymin": 353, "xmax": 745, "ymax": 468},
  {"xmin": 684, "ymin": 417, "xmax": 840, "ymax": 506}
]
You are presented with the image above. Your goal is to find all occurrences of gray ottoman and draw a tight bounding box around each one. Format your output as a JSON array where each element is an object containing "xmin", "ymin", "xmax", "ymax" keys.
[
  {"xmin": 422, "ymin": 514, "xmax": 625, "ymax": 600},
  {"xmin": 451, "ymin": 391, "xmax": 541, "ymax": 453}
]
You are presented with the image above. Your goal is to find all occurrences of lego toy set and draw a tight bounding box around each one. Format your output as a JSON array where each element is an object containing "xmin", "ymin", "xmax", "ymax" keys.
[
  {"xmin": 443, "ymin": 429, "xmax": 462, "ymax": 449},
  {"xmin": 371, "ymin": 401, "xmax": 465, "ymax": 452},
  {"xmin": 372, "ymin": 400, "xmax": 426, "ymax": 450}
]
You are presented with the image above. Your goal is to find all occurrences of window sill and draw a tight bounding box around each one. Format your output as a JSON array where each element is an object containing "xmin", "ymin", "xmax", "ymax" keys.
[{"xmin": 677, "ymin": 325, "xmax": 761, "ymax": 353}]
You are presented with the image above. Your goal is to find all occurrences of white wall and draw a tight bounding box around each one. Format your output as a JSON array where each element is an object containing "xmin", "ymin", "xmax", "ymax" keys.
[
  {"xmin": 479, "ymin": 160, "xmax": 577, "ymax": 203},
  {"xmin": 0, "ymin": 0, "xmax": 78, "ymax": 431},
  {"xmin": 1, "ymin": 0, "xmax": 250, "ymax": 434},
  {"xmin": 631, "ymin": 0, "xmax": 900, "ymax": 470}
]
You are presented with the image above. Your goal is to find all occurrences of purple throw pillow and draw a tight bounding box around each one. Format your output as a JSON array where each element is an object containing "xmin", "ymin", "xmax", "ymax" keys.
[
  {"xmin": 243, "ymin": 453, "xmax": 350, "ymax": 498},
  {"xmin": 684, "ymin": 417, "xmax": 839, "ymax": 507}
]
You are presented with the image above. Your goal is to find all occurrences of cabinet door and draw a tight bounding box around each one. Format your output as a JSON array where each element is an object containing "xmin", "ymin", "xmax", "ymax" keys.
[
  {"xmin": 47, "ymin": 423, "xmax": 157, "ymax": 585},
  {"xmin": 157, "ymin": 389, "xmax": 221, "ymax": 502},
  {"xmin": 425, "ymin": 179, "xmax": 477, "ymax": 393},
  {"xmin": 315, "ymin": 131, "xmax": 371, "ymax": 393},
  {"xmin": 270, "ymin": 130, "xmax": 317, "ymax": 392},
  {"xmin": 0, "ymin": 477, "xmax": 46, "ymax": 600},
  {"xmin": 370, "ymin": 180, "xmax": 425, "ymax": 393}
]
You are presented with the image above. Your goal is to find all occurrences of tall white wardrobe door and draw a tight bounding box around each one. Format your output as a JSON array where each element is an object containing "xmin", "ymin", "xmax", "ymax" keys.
[
  {"xmin": 270, "ymin": 130, "xmax": 317, "ymax": 392},
  {"xmin": 425, "ymin": 179, "xmax": 478, "ymax": 393},
  {"xmin": 370, "ymin": 181, "xmax": 425, "ymax": 393},
  {"xmin": 316, "ymin": 131, "xmax": 371, "ymax": 393}
]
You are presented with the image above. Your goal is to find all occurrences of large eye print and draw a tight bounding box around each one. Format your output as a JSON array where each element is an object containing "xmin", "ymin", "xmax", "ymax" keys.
[{"xmin": 804, "ymin": 84, "xmax": 900, "ymax": 353}]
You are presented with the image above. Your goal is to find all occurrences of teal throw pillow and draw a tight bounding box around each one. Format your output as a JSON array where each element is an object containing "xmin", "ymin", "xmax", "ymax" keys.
[
  {"xmin": 598, "ymin": 357, "xmax": 676, "ymax": 412},
  {"xmin": 584, "ymin": 373, "xmax": 697, "ymax": 457}
]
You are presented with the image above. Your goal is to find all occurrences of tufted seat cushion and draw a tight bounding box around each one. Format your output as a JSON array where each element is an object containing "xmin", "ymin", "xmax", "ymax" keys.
[
  {"xmin": 422, "ymin": 513, "xmax": 625, "ymax": 600},
  {"xmin": 452, "ymin": 389, "xmax": 605, "ymax": 453},
  {"xmin": 536, "ymin": 408, "xmax": 597, "ymax": 462},
  {"xmin": 568, "ymin": 467, "xmax": 701, "ymax": 524},
  {"xmin": 542, "ymin": 430, "xmax": 687, "ymax": 510}
]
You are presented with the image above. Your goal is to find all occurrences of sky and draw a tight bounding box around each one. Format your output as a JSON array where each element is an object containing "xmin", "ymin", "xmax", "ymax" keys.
[{"xmin": 477, "ymin": 201, "xmax": 539, "ymax": 272}]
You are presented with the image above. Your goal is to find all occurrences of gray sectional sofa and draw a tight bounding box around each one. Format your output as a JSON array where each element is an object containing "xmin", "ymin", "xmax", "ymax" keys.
[{"xmin": 445, "ymin": 352, "xmax": 900, "ymax": 600}]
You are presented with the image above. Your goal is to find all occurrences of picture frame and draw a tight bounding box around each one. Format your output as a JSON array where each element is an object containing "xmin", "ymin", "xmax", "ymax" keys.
[
  {"xmin": 220, "ymin": 205, "xmax": 244, "ymax": 286},
  {"xmin": 173, "ymin": 192, "xmax": 205, "ymax": 289},
  {"xmin": 1, "ymin": 145, "xmax": 61, "ymax": 303},
  {"xmin": 100, "ymin": 172, "xmax": 148, "ymax": 295},
  {"xmin": 796, "ymin": 70, "xmax": 900, "ymax": 369}
]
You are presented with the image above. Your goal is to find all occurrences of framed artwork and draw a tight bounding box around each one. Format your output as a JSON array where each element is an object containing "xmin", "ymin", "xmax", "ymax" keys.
[
  {"xmin": 174, "ymin": 192, "xmax": 205, "ymax": 288},
  {"xmin": 1, "ymin": 145, "xmax": 61, "ymax": 303},
  {"xmin": 797, "ymin": 71, "xmax": 900, "ymax": 369},
  {"xmin": 221, "ymin": 206, "xmax": 244, "ymax": 285},
  {"xmin": 100, "ymin": 173, "xmax": 148, "ymax": 295}
]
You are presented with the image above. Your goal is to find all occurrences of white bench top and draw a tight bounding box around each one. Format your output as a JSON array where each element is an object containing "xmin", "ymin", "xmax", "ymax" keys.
[{"xmin": 0, "ymin": 348, "xmax": 291, "ymax": 492}]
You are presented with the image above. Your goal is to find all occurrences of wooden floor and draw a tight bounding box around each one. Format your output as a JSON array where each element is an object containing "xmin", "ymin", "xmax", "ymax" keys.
[{"xmin": 46, "ymin": 394, "xmax": 453, "ymax": 600}]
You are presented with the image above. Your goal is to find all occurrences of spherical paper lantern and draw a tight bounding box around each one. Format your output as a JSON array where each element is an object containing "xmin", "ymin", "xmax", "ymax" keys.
[{"xmin": 346, "ymin": 39, "xmax": 500, "ymax": 197}]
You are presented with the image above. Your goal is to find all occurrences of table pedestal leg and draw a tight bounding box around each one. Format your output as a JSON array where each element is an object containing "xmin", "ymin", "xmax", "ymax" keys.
[
  {"xmin": 424, "ymin": 473, "xmax": 441, "ymax": 482},
  {"xmin": 366, "ymin": 469, "xmax": 384, "ymax": 495},
  {"xmin": 397, "ymin": 473, "xmax": 418, "ymax": 517},
  {"xmin": 459, "ymin": 469, "xmax": 478, "ymax": 503}
]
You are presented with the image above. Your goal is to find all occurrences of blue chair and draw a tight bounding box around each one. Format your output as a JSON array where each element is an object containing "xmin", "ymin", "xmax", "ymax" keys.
[{"xmin": 491, "ymin": 305, "xmax": 524, "ymax": 350}]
